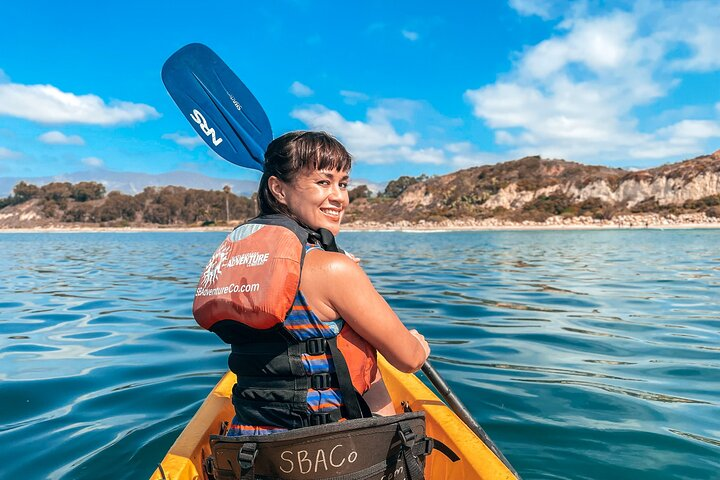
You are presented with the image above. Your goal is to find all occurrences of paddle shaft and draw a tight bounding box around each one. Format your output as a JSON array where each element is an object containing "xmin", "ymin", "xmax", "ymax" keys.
[{"xmin": 422, "ymin": 361, "xmax": 520, "ymax": 479}]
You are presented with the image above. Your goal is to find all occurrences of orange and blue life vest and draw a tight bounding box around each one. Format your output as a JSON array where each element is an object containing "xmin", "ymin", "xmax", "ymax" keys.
[{"xmin": 192, "ymin": 215, "xmax": 377, "ymax": 434}]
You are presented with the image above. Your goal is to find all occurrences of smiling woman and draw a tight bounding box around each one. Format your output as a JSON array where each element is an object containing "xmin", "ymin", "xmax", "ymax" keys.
[
  {"xmin": 233, "ymin": 130, "xmax": 430, "ymax": 417},
  {"xmin": 182, "ymin": 130, "xmax": 434, "ymax": 477}
]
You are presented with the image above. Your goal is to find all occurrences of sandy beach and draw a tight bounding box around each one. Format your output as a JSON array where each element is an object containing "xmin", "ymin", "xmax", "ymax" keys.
[{"xmin": 2, "ymin": 213, "xmax": 719, "ymax": 233}]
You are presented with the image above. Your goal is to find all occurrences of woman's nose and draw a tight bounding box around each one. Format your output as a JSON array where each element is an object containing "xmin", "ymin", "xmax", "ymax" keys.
[{"xmin": 328, "ymin": 183, "xmax": 344, "ymax": 202}]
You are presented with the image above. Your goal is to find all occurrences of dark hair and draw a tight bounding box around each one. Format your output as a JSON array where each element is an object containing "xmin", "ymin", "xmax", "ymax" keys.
[{"xmin": 258, "ymin": 131, "xmax": 352, "ymax": 216}]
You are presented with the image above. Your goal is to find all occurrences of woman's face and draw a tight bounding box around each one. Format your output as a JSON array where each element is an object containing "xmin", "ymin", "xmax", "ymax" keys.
[{"xmin": 272, "ymin": 169, "xmax": 350, "ymax": 236}]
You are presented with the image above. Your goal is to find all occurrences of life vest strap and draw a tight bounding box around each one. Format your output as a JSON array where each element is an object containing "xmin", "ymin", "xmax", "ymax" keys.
[{"xmin": 327, "ymin": 337, "xmax": 371, "ymax": 420}]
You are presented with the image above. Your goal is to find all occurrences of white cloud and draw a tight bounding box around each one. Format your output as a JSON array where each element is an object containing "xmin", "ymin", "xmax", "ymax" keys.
[
  {"xmin": 291, "ymin": 102, "xmax": 498, "ymax": 166},
  {"xmin": 508, "ymin": 0, "xmax": 555, "ymax": 19},
  {"xmin": 38, "ymin": 130, "xmax": 85, "ymax": 145},
  {"xmin": 162, "ymin": 132, "xmax": 204, "ymax": 149},
  {"xmin": 444, "ymin": 142, "xmax": 504, "ymax": 168},
  {"xmin": 659, "ymin": 120, "xmax": 720, "ymax": 140},
  {"xmin": 656, "ymin": 2, "xmax": 720, "ymax": 72},
  {"xmin": 402, "ymin": 30, "xmax": 419, "ymax": 41},
  {"xmin": 398, "ymin": 146, "xmax": 445, "ymax": 164},
  {"xmin": 291, "ymin": 104, "xmax": 416, "ymax": 164},
  {"xmin": 289, "ymin": 81, "xmax": 314, "ymax": 97},
  {"xmin": 520, "ymin": 13, "xmax": 639, "ymax": 79},
  {"xmin": 0, "ymin": 146, "xmax": 22, "ymax": 159},
  {"xmin": 81, "ymin": 156, "xmax": 104, "ymax": 167},
  {"xmin": 340, "ymin": 90, "xmax": 369, "ymax": 105},
  {"xmin": 0, "ymin": 80, "xmax": 159, "ymax": 125},
  {"xmin": 292, "ymin": 104, "xmax": 449, "ymax": 164},
  {"xmin": 0, "ymin": 69, "xmax": 9, "ymax": 84},
  {"xmin": 466, "ymin": 2, "xmax": 720, "ymax": 164}
]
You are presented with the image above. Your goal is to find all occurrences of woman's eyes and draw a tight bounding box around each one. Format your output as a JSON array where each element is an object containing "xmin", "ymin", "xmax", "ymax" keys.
[{"xmin": 316, "ymin": 180, "xmax": 349, "ymax": 189}]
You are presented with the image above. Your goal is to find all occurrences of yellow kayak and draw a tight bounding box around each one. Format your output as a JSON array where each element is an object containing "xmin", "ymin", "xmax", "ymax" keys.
[{"xmin": 150, "ymin": 356, "xmax": 517, "ymax": 480}]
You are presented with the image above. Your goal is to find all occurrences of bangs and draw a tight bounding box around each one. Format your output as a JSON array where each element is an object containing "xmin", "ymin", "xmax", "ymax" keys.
[{"xmin": 291, "ymin": 132, "xmax": 352, "ymax": 173}]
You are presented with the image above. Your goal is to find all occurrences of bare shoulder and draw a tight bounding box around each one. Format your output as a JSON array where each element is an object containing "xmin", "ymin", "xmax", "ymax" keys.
[
  {"xmin": 303, "ymin": 249, "xmax": 364, "ymax": 280},
  {"xmin": 300, "ymin": 250, "xmax": 369, "ymax": 321}
]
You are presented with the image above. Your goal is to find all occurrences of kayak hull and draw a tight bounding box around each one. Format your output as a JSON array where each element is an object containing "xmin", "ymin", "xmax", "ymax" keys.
[{"xmin": 150, "ymin": 357, "xmax": 515, "ymax": 480}]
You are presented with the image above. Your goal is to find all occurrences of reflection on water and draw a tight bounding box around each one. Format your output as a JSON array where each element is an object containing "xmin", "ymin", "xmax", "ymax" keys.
[{"xmin": 0, "ymin": 230, "xmax": 719, "ymax": 479}]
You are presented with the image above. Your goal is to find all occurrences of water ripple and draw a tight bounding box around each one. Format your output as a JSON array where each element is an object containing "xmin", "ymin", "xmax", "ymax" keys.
[{"xmin": 1, "ymin": 230, "xmax": 719, "ymax": 479}]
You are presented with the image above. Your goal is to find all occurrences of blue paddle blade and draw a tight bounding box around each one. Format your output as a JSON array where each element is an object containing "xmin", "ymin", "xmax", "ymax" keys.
[{"xmin": 161, "ymin": 43, "xmax": 272, "ymax": 171}]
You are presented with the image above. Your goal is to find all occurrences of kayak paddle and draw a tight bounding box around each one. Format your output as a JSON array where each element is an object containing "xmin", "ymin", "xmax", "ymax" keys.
[
  {"xmin": 423, "ymin": 361, "xmax": 521, "ymax": 478},
  {"xmin": 161, "ymin": 43, "xmax": 272, "ymax": 171}
]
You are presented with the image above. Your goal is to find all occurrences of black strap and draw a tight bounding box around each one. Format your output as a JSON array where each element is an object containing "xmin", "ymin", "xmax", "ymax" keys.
[
  {"xmin": 409, "ymin": 437, "xmax": 460, "ymax": 462},
  {"xmin": 399, "ymin": 422, "xmax": 425, "ymax": 480},
  {"xmin": 326, "ymin": 337, "xmax": 371, "ymax": 420},
  {"xmin": 310, "ymin": 227, "xmax": 344, "ymax": 253},
  {"xmin": 309, "ymin": 409, "xmax": 343, "ymax": 426},
  {"xmin": 237, "ymin": 442, "xmax": 257, "ymax": 480}
]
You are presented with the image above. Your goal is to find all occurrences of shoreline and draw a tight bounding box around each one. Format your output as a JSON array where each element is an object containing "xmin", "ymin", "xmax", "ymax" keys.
[{"xmin": 2, "ymin": 214, "xmax": 719, "ymax": 233}]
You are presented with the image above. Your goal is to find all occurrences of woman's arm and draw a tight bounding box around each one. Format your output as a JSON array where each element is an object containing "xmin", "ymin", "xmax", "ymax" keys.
[{"xmin": 301, "ymin": 251, "xmax": 430, "ymax": 373}]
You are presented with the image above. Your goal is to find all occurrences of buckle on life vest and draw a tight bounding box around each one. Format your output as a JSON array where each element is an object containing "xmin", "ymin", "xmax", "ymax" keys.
[
  {"xmin": 310, "ymin": 412, "xmax": 331, "ymax": 426},
  {"xmin": 304, "ymin": 338, "xmax": 327, "ymax": 355},
  {"xmin": 310, "ymin": 372, "xmax": 333, "ymax": 390},
  {"xmin": 236, "ymin": 442, "xmax": 258, "ymax": 469}
]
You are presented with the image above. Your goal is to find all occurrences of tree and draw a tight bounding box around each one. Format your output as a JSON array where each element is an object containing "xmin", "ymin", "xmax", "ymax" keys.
[
  {"xmin": 39, "ymin": 182, "xmax": 73, "ymax": 213},
  {"xmin": 95, "ymin": 191, "xmax": 137, "ymax": 222},
  {"xmin": 41, "ymin": 182, "xmax": 73, "ymax": 202},
  {"xmin": 13, "ymin": 182, "xmax": 40, "ymax": 203},
  {"xmin": 348, "ymin": 185, "xmax": 371, "ymax": 203},
  {"xmin": 71, "ymin": 182, "xmax": 106, "ymax": 202},
  {"xmin": 382, "ymin": 174, "xmax": 428, "ymax": 198},
  {"xmin": 223, "ymin": 185, "xmax": 231, "ymax": 223}
]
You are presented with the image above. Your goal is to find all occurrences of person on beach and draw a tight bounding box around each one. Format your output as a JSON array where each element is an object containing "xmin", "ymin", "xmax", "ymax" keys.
[{"xmin": 195, "ymin": 131, "xmax": 430, "ymax": 435}]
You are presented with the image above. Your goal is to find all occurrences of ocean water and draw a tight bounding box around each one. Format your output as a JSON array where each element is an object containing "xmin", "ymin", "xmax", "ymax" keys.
[{"xmin": 0, "ymin": 229, "xmax": 718, "ymax": 480}]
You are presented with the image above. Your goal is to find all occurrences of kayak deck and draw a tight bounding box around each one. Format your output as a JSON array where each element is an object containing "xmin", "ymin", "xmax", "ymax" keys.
[{"xmin": 150, "ymin": 356, "xmax": 516, "ymax": 480}]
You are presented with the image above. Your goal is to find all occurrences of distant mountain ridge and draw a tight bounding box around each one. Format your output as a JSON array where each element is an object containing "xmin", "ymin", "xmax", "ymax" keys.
[
  {"xmin": 0, "ymin": 169, "xmax": 259, "ymax": 197},
  {"xmin": 0, "ymin": 170, "xmax": 387, "ymax": 197}
]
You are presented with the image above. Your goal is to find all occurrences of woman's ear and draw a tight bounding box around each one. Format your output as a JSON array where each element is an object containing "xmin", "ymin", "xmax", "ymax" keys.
[{"xmin": 267, "ymin": 176, "xmax": 288, "ymax": 205}]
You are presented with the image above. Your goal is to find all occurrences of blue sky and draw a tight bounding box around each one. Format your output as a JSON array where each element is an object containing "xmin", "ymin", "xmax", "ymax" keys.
[{"xmin": 0, "ymin": 0, "xmax": 719, "ymax": 185}]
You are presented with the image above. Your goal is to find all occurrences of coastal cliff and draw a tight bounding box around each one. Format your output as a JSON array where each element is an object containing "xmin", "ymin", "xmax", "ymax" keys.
[
  {"xmin": 344, "ymin": 149, "xmax": 720, "ymax": 225},
  {"xmin": 1, "ymin": 149, "xmax": 719, "ymax": 229}
]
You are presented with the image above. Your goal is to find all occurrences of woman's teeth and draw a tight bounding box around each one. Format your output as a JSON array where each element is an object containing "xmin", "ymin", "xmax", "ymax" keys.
[{"xmin": 321, "ymin": 208, "xmax": 340, "ymax": 218}]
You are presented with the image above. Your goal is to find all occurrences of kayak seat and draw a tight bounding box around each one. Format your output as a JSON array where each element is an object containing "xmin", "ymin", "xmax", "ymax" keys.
[{"xmin": 204, "ymin": 411, "xmax": 458, "ymax": 480}]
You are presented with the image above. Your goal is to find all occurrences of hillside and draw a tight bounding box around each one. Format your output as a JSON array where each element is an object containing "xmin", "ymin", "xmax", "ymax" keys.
[
  {"xmin": 344, "ymin": 149, "xmax": 720, "ymax": 224},
  {"xmin": 1, "ymin": 149, "xmax": 719, "ymax": 229}
]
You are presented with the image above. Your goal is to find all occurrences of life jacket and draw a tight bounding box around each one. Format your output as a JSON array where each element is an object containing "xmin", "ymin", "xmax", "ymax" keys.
[
  {"xmin": 195, "ymin": 214, "xmax": 460, "ymax": 479},
  {"xmin": 193, "ymin": 214, "xmax": 377, "ymax": 429}
]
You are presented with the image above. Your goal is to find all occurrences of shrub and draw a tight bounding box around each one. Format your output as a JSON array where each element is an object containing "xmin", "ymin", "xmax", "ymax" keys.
[
  {"xmin": 348, "ymin": 185, "xmax": 371, "ymax": 203},
  {"xmin": 13, "ymin": 181, "xmax": 40, "ymax": 203},
  {"xmin": 71, "ymin": 182, "xmax": 106, "ymax": 202},
  {"xmin": 382, "ymin": 174, "xmax": 427, "ymax": 198}
]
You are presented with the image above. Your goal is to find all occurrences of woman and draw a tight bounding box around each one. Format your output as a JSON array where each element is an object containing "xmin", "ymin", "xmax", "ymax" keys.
[
  {"xmin": 195, "ymin": 130, "xmax": 430, "ymax": 435},
  {"xmin": 260, "ymin": 130, "xmax": 430, "ymax": 416}
]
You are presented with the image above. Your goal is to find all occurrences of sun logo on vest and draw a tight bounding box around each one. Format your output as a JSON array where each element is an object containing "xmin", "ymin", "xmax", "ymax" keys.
[{"xmin": 201, "ymin": 241, "xmax": 231, "ymax": 288}]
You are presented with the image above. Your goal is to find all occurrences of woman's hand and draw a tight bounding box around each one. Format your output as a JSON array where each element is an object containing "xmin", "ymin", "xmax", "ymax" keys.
[
  {"xmin": 409, "ymin": 329, "xmax": 430, "ymax": 364},
  {"xmin": 345, "ymin": 251, "xmax": 361, "ymax": 264}
]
